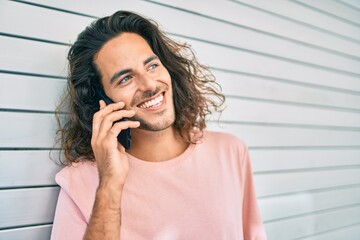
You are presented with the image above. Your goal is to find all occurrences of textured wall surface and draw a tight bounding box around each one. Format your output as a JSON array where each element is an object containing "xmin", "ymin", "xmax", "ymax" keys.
[{"xmin": 0, "ymin": 0, "xmax": 360, "ymax": 239}]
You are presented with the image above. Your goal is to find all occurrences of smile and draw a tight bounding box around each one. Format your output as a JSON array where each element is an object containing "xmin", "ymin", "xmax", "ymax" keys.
[{"xmin": 138, "ymin": 92, "xmax": 164, "ymax": 109}]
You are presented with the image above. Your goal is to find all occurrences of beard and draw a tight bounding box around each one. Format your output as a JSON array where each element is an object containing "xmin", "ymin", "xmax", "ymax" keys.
[{"xmin": 131, "ymin": 108, "xmax": 175, "ymax": 131}]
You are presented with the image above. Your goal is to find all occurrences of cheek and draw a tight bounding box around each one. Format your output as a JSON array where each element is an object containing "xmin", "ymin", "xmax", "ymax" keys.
[{"xmin": 110, "ymin": 90, "xmax": 133, "ymax": 105}]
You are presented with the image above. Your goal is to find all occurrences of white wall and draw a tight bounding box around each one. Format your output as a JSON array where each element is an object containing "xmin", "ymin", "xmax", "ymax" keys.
[{"xmin": 0, "ymin": 0, "xmax": 360, "ymax": 239}]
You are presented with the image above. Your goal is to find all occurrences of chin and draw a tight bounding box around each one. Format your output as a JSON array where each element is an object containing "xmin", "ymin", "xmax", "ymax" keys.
[{"xmin": 135, "ymin": 113, "xmax": 175, "ymax": 132}]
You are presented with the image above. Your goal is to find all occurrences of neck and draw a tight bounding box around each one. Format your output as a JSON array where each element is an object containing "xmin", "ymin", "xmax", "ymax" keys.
[{"xmin": 126, "ymin": 126, "xmax": 189, "ymax": 162}]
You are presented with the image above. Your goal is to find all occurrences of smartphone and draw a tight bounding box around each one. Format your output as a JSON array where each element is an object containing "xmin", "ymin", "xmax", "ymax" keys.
[{"xmin": 94, "ymin": 88, "xmax": 131, "ymax": 149}]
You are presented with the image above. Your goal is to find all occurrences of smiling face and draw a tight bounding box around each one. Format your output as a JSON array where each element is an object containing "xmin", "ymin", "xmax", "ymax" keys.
[{"xmin": 94, "ymin": 32, "xmax": 175, "ymax": 131}]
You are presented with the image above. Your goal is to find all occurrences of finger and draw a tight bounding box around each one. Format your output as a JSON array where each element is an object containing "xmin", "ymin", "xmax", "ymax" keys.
[
  {"xmin": 94, "ymin": 101, "xmax": 125, "ymax": 124},
  {"xmin": 92, "ymin": 101, "xmax": 125, "ymax": 140},
  {"xmin": 103, "ymin": 110, "xmax": 136, "ymax": 125},
  {"xmin": 99, "ymin": 100, "xmax": 106, "ymax": 109},
  {"xmin": 97, "ymin": 110, "xmax": 136, "ymax": 139},
  {"xmin": 106, "ymin": 121, "xmax": 140, "ymax": 140},
  {"xmin": 94, "ymin": 101, "xmax": 106, "ymax": 140}
]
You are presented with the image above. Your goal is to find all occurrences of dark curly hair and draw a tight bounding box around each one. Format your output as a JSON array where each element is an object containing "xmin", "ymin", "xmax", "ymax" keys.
[{"xmin": 55, "ymin": 10, "xmax": 225, "ymax": 165}]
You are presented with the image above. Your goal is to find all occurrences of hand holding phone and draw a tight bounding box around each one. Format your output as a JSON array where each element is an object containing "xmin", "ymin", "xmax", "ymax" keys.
[{"xmin": 94, "ymin": 88, "xmax": 132, "ymax": 149}]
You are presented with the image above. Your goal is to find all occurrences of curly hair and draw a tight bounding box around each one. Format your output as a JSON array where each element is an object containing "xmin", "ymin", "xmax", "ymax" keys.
[{"xmin": 55, "ymin": 10, "xmax": 225, "ymax": 165}]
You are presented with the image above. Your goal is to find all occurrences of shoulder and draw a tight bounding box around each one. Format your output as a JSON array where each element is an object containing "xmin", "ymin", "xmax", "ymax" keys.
[
  {"xmin": 201, "ymin": 130, "xmax": 248, "ymax": 149},
  {"xmin": 193, "ymin": 131, "xmax": 251, "ymax": 175},
  {"xmin": 55, "ymin": 160, "xmax": 99, "ymax": 223},
  {"xmin": 55, "ymin": 160, "xmax": 99, "ymax": 196},
  {"xmin": 197, "ymin": 130, "xmax": 249, "ymax": 159}
]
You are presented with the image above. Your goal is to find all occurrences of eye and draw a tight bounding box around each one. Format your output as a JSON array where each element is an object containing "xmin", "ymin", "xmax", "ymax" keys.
[
  {"xmin": 148, "ymin": 63, "xmax": 159, "ymax": 70},
  {"xmin": 118, "ymin": 75, "xmax": 132, "ymax": 85}
]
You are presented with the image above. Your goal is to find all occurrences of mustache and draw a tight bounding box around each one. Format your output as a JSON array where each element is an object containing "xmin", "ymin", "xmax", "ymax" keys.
[{"xmin": 130, "ymin": 86, "xmax": 165, "ymax": 106}]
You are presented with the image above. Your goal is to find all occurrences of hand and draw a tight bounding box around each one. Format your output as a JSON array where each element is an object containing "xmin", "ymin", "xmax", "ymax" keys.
[{"xmin": 91, "ymin": 100, "xmax": 140, "ymax": 191}]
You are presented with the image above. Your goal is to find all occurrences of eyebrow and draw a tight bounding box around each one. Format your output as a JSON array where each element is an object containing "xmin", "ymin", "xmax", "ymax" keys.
[{"xmin": 109, "ymin": 55, "xmax": 159, "ymax": 85}]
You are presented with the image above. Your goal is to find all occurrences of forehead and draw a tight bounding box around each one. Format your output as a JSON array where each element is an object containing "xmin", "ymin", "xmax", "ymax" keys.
[{"xmin": 94, "ymin": 32, "xmax": 154, "ymax": 71}]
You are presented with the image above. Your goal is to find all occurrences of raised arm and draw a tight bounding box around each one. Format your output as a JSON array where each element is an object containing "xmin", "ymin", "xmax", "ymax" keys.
[{"xmin": 83, "ymin": 100, "xmax": 139, "ymax": 240}]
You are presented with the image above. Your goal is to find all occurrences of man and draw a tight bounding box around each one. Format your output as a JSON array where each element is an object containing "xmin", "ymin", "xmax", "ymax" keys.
[{"xmin": 51, "ymin": 10, "xmax": 267, "ymax": 240}]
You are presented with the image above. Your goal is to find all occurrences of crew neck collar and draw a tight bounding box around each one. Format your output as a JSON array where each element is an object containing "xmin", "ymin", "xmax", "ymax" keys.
[{"xmin": 126, "ymin": 142, "xmax": 196, "ymax": 168}]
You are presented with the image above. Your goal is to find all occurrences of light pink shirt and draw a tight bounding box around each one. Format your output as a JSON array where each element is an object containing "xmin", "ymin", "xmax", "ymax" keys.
[{"xmin": 51, "ymin": 131, "xmax": 267, "ymax": 239}]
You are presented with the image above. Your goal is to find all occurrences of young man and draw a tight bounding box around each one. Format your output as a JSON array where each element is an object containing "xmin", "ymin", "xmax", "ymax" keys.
[{"xmin": 51, "ymin": 11, "xmax": 267, "ymax": 240}]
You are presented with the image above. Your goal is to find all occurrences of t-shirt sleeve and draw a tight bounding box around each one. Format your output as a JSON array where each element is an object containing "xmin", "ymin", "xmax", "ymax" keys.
[
  {"xmin": 51, "ymin": 188, "xmax": 87, "ymax": 240},
  {"xmin": 241, "ymin": 144, "xmax": 268, "ymax": 240}
]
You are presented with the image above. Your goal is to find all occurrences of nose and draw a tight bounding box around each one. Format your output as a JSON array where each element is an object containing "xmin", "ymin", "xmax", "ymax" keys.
[{"xmin": 137, "ymin": 72, "xmax": 157, "ymax": 92}]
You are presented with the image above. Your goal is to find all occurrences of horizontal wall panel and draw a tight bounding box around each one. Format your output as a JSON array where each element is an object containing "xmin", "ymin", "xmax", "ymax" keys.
[
  {"xmin": 296, "ymin": 0, "xmax": 360, "ymax": 24},
  {"xmin": 0, "ymin": 224, "xmax": 52, "ymax": 240},
  {"xmin": 254, "ymin": 168, "xmax": 360, "ymax": 197},
  {"xmin": 0, "ymin": 0, "xmax": 163, "ymax": 45},
  {"xmin": 221, "ymin": 98, "xmax": 360, "ymax": 128},
  {"xmin": 214, "ymin": 70, "xmax": 360, "ymax": 111},
  {"xmin": 0, "ymin": 1, "xmax": 92, "ymax": 44},
  {"xmin": 0, "ymin": 36, "xmax": 67, "ymax": 77},
  {"xmin": 304, "ymin": 223, "xmax": 360, "ymax": 240},
  {"xmin": 208, "ymin": 122, "xmax": 360, "ymax": 147},
  {"xmin": 237, "ymin": 0, "xmax": 360, "ymax": 40},
  {"xmin": 0, "ymin": 73, "xmax": 65, "ymax": 112},
  {"xmin": 2, "ymin": 112, "xmax": 360, "ymax": 148},
  {"xmin": 155, "ymin": 0, "xmax": 360, "ymax": 57},
  {"xmin": 3, "ymin": 1, "xmax": 360, "ymax": 76},
  {"xmin": 0, "ymin": 187, "xmax": 59, "ymax": 229},
  {"xmin": 250, "ymin": 149, "xmax": 360, "ymax": 172},
  {"xmin": 340, "ymin": 0, "xmax": 360, "ymax": 9},
  {"xmin": 265, "ymin": 205, "xmax": 360, "ymax": 240},
  {"xmin": 26, "ymin": 0, "xmax": 155, "ymax": 19},
  {"xmin": 0, "ymin": 112, "xmax": 57, "ymax": 148},
  {"xmin": 0, "ymin": 151, "xmax": 63, "ymax": 188},
  {"xmin": 259, "ymin": 186, "xmax": 360, "ymax": 221}
]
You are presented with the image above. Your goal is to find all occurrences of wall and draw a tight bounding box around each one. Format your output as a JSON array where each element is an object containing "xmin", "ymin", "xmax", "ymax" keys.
[{"xmin": 0, "ymin": 0, "xmax": 360, "ymax": 239}]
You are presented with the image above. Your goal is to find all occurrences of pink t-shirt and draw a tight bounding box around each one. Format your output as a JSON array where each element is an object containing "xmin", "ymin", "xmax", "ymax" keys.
[{"xmin": 51, "ymin": 131, "xmax": 267, "ymax": 239}]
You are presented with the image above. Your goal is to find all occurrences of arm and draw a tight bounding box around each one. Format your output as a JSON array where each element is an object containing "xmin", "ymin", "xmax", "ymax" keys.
[
  {"xmin": 83, "ymin": 184, "xmax": 123, "ymax": 239},
  {"xmin": 83, "ymin": 100, "xmax": 140, "ymax": 240}
]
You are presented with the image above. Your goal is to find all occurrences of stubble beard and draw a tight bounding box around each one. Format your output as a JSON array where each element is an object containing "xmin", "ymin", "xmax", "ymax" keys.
[{"xmin": 132, "ymin": 109, "xmax": 175, "ymax": 131}]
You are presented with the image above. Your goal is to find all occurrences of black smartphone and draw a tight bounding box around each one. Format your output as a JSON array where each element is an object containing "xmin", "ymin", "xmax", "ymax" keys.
[{"xmin": 94, "ymin": 88, "xmax": 131, "ymax": 149}]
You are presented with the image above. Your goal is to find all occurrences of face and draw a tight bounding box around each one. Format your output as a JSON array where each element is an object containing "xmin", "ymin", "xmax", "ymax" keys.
[{"xmin": 94, "ymin": 32, "xmax": 175, "ymax": 131}]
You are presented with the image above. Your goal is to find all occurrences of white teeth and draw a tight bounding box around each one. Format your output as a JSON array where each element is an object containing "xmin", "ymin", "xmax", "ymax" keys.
[{"xmin": 139, "ymin": 94, "xmax": 164, "ymax": 109}]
